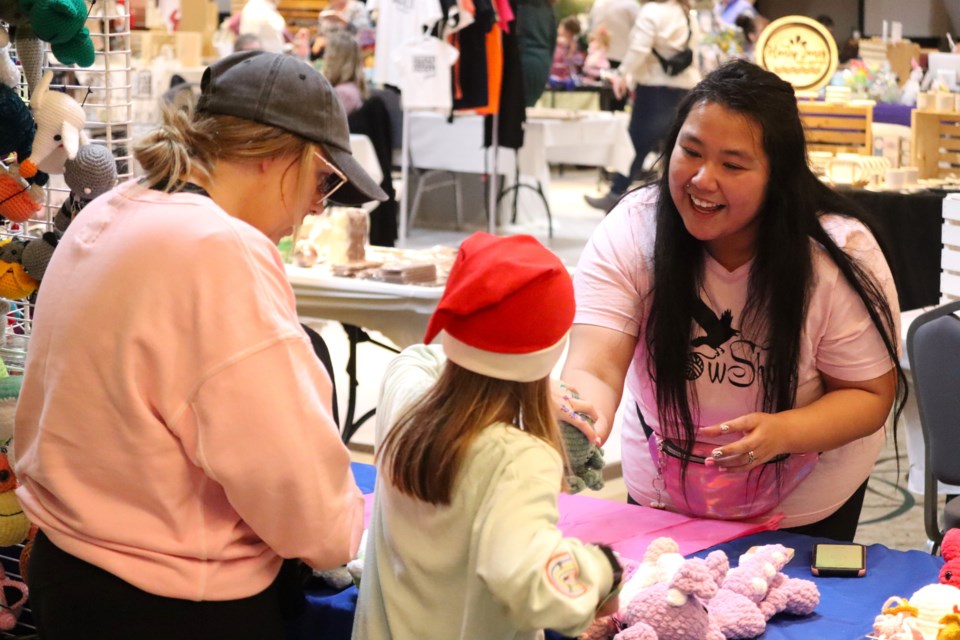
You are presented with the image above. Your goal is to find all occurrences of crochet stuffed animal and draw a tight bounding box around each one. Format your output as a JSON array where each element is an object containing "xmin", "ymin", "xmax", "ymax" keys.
[
  {"xmin": 0, "ymin": 441, "xmax": 30, "ymax": 547},
  {"xmin": 940, "ymin": 529, "xmax": 960, "ymax": 589},
  {"xmin": 20, "ymin": 0, "xmax": 95, "ymax": 67},
  {"xmin": 19, "ymin": 70, "xmax": 88, "ymax": 178},
  {"xmin": 708, "ymin": 544, "xmax": 819, "ymax": 639},
  {"xmin": 869, "ymin": 597, "xmax": 924, "ymax": 640},
  {"xmin": 0, "ymin": 163, "xmax": 43, "ymax": 222},
  {"xmin": 0, "ymin": 238, "xmax": 38, "ymax": 299},
  {"xmin": 751, "ymin": 545, "xmax": 819, "ymax": 620},
  {"xmin": 54, "ymin": 142, "xmax": 117, "ymax": 232},
  {"xmin": 560, "ymin": 388, "xmax": 604, "ymax": 493},
  {"xmin": 0, "ymin": 563, "xmax": 27, "ymax": 631},
  {"xmin": 615, "ymin": 554, "xmax": 727, "ymax": 640}
]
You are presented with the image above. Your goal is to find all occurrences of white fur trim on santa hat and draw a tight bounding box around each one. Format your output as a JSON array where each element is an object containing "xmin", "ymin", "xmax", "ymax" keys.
[{"xmin": 440, "ymin": 330, "xmax": 568, "ymax": 383}]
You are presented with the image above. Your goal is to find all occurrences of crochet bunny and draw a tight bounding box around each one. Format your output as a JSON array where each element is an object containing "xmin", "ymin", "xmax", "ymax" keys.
[
  {"xmin": 614, "ymin": 554, "xmax": 727, "ymax": 640},
  {"xmin": 20, "ymin": 70, "xmax": 87, "ymax": 179}
]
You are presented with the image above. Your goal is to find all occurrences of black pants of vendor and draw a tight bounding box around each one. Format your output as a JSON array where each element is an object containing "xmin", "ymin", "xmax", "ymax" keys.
[{"xmin": 29, "ymin": 530, "xmax": 284, "ymax": 640}]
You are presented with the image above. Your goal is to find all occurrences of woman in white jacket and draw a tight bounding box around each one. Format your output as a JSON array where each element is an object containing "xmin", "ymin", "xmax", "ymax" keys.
[{"xmin": 586, "ymin": 0, "xmax": 700, "ymax": 212}]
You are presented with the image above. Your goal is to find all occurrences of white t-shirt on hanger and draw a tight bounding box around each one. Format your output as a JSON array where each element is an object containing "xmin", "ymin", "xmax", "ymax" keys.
[
  {"xmin": 393, "ymin": 36, "xmax": 460, "ymax": 111},
  {"xmin": 369, "ymin": 0, "xmax": 443, "ymax": 88}
]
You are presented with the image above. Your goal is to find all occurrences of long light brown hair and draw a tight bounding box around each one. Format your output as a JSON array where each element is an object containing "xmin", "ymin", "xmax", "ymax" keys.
[{"xmin": 377, "ymin": 362, "xmax": 567, "ymax": 505}]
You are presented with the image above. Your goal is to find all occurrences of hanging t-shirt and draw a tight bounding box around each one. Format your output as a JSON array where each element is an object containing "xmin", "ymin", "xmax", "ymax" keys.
[
  {"xmin": 369, "ymin": 0, "xmax": 444, "ymax": 88},
  {"xmin": 393, "ymin": 36, "xmax": 460, "ymax": 111}
]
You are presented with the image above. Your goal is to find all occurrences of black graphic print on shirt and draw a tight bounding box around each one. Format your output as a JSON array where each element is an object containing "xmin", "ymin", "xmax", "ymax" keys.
[{"xmin": 685, "ymin": 297, "xmax": 768, "ymax": 388}]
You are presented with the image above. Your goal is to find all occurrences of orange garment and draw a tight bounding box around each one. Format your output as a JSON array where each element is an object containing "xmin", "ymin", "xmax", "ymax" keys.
[{"xmin": 474, "ymin": 23, "xmax": 502, "ymax": 115}]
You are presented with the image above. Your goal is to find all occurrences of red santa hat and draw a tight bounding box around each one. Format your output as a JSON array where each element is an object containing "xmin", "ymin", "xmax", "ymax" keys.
[{"xmin": 424, "ymin": 232, "xmax": 574, "ymax": 382}]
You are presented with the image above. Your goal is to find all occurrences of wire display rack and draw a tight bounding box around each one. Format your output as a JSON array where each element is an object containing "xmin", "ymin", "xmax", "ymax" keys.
[{"xmin": 0, "ymin": 2, "xmax": 132, "ymax": 635}]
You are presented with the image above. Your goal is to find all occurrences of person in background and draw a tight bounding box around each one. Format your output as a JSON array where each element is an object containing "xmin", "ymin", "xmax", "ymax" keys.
[
  {"xmin": 15, "ymin": 51, "xmax": 386, "ymax": 639},
  {"xmin": 322, "ymin": 30, "xmax": 368, "ymax": 116},
  {"xmin": 585, "ymin": 0, "xmax": 699, "ymax": 213},
  {"xmin": 561, "ymin": 60, "xmax": 906, "ymax": 542},
  {"xmin": 239, "ymin": 0, "xmax": 288, "ymax": 53},
  {"xmin": 516, "ymin": 0, "xmax": 558, "ymax": 107},
  {"xmin": 550, "ymin": 15, "xmax": 585, "ymax": 87},
  {"xmin": 313, "ymin": 0, "xmax": 371, "ymax": 58},
  {"xmin": 353, "ymin": 232, "xmax": 622, "ymax": 640},
  {"xmin": 588, "ymin": 0, "xmax": 640, "ymax": 109},
  {"xmin": 734, "ymin": 13, "xmax": 758, "ymax": 58},
  {"xmin": 716, "ymin": 0, "xmax": 756, "ymax": 26},
  {"xmin": 583, "ymin": 26, "xmax": 612, "ymax": 82},
  {"xmin": 233, "ymin": 32, "xmax": 263, "ymax": 52}
]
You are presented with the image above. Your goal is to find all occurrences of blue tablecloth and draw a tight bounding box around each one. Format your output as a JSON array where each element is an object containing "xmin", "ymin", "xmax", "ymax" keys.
[
  {"xmin": 694, "ymin": 531, "xmax": 943, "ymax": 640},
  {"xmin": 292, "ymin": 465, "xmax": 944, "ymax": 640}
]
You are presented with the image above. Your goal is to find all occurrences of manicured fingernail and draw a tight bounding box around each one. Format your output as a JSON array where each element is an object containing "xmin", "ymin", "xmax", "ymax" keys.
[
  {"xmin": 704, "ymin": 458, "xmax": 715, "ymax": 467},
  {"xmin": 595, "ymin": 437, "xmax": 602, "ymax": 446},
  {"xmin": 720, "ymin": 424, "xmax": 730, "ymax": 434},
  {"xmin": 563, "ymin": 394, "xmax": 572, "ymax": 403},
  {"xmin": 712, "ymin": 449, "xmax": 724, "ymax": 459}
]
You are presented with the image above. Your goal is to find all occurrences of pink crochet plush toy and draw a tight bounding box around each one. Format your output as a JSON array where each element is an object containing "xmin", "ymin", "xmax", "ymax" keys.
[
  {"xmin": 614, "ymin": 552, "xmax": 728, "ymax": 640},
  {"xmin": 709, "ymin": 544, "xmax": 819, "ymax": 638}
]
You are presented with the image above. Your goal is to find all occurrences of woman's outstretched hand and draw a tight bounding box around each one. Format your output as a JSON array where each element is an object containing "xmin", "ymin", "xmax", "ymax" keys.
[
  {"xmin": 698, "ymin": 412, "xmax": 789, "ymax": 472},
  {"xmin": 550, "ymin": 379, "xmax": 602, "ymax": 446}
]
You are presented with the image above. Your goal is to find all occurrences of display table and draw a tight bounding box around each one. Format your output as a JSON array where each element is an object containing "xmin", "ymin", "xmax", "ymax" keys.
[
  {"xmin": 287, "ymin": 464, "xmax": 945, "ymax": 640},
  {"xmin": 286, "ymin": 265, "xmax": 443, "ymax": 349},
  {"xmin": 287, "ymin": 266, "xmax": 444, "ymax": 441}
]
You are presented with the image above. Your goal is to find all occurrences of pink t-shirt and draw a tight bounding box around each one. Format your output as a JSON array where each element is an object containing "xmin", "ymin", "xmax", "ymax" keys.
[
  {"xmin": 15, "ymin": 181, "xmax": 364, "ymax": 600},
  {"xmin": 574, "ymin": 186, "xmax": 898, "ymax": 527}
]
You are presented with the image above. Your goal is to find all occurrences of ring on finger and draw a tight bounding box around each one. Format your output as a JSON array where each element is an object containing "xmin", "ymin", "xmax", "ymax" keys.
[{"xmin": 747, "ymin": 450, "xmax": 756, "ymax": 464}]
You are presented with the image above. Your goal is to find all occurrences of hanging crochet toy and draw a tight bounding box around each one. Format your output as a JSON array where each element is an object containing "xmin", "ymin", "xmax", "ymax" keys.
[
  {"xmin": 55, "ymin": 142, "xmax": 117, "ymax": 232},
  {"xmin": 0, "ymin": 238, "xmax": 38, "ymax": 299},
  {"xmin": 20, "ymin": 0, "xmax": 96, "ymax": 67},
  {"xmin": 19, "ymin": 70, "xmax": 88, "ymax": 179}
]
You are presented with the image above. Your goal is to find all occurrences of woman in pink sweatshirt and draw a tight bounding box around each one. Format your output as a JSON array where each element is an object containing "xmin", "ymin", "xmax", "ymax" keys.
[{"xmin": 14, "ymin": 51, "xmax": 385, "ymax": 639}]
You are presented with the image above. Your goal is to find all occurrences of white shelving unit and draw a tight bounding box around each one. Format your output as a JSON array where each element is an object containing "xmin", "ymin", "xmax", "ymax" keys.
[{"xmin": 1, "ymin": 2, "xmax": 132, "ymax": 374}]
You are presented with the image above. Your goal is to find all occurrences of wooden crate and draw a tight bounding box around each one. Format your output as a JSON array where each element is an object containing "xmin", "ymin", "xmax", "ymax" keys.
[
  {"xmin": 911, "ymin": 110, "xmax": 960, "ymax": 180},
  {"xmin": 130, "ymin": 30, "xmax": 203, "ymax": 68},
  {"xmin": 797, "ymin": 100, "xmax": 874, "ymax": 155}
]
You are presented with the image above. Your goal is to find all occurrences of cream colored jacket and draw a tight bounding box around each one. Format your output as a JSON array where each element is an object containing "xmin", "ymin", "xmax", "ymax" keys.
[{"xmin": 353, "ymin": 345, "xmax": 613, "ymax": 640}]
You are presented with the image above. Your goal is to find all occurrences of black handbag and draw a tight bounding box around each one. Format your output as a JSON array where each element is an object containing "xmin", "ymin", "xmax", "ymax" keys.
[{"xmin": 653, "ymin": 12, "xmax": 693, "ymax": 76}]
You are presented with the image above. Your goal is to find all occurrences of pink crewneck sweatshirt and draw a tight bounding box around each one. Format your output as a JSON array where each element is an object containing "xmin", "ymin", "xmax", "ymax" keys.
[{"xmin": 15, "ymin": 181, "xmax": 364, "ymax": 601}]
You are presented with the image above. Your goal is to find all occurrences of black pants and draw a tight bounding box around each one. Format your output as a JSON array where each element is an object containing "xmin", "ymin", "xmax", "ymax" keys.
[
  {"xmin": 627, "ymin": 477, "xmax": 870, "ymax": 542},
  {"xmin": 29, "ymin": 530, "xmax": 285, "ymax": 640}
]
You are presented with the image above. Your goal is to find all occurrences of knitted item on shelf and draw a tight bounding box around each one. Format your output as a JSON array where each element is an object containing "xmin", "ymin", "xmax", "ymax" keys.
[
  {"xmin": 20, "ymin": 0, "xmax": 95, "ymax": 67},
  {"xmin": 13, "ymin": 25, "xmax": 45, "ymax": 96},
  {"xmin": 21, "ymin": 231, "xmax": 58, "ymax": 281},
  {"xmin": 22, "ymin": 70, "xmax": 87, "ymax": 176},
  {"xmin": 0, "ymin": 83, "xmax": 36, "ymax": 161},
  {"xmin": 64, "ymin": 143, "xmax": 118, "ymax": 199},
  {"xmin": 0, "ymin": 563, "xmax": 28, "ymax": 631},
  {"xmin": 0, "ymin": 165, "xmax": 42, "ymax": 222},
  {"xmin": 0, "ymin": 238, "xmax": 38, "ymax": 300},
  {"xmin": 0, "ymin": 448, "xmax": 29, "ymax": 546},
  {"xmin": 0, "ymin": 36, "xmax": 19, "ymax": 89}
]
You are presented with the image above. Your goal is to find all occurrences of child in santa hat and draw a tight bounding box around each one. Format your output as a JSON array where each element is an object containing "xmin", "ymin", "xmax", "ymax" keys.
[{"xmin": 353, "ymin": 232, "xmax": 622, "ymax": 640}]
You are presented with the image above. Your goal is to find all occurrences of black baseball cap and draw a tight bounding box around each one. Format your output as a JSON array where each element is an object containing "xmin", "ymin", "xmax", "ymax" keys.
[{"xmin": 196, "ymin": 50, "xmax": 387, "ymax": 206}]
